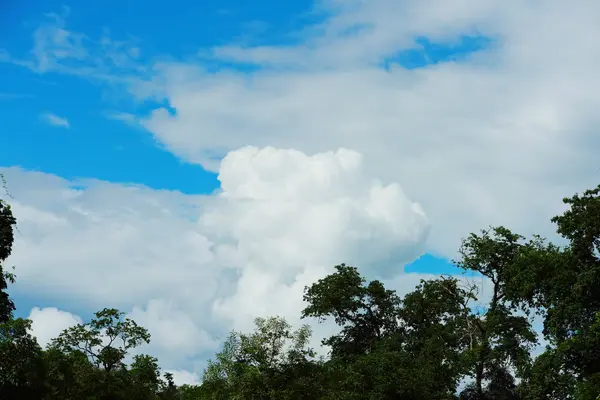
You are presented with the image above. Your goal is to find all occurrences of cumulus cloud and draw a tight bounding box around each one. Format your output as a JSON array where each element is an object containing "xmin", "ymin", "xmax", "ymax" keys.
[
  {"xmin": 41, "ymin": 112, "xmax": 70, "ymax": 128},
  {"xmin": 2, "ymin": 145, "xmax": 429, "ymax": 372},
  {"xmin": 208, "ymin": 146, "xmax": 429, "ymax": 330},
  {"xmin": 28, "ymin": 307, "xmax": 82, "ymax": 348}
]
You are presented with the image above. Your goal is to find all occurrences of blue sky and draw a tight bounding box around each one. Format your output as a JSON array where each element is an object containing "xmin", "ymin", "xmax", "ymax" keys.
[{"xmin": 1, "ymin": 0, "xmax": 490, "ymax": 317}]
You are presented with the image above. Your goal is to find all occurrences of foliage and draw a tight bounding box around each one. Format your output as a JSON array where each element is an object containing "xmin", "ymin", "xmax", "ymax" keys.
[
  {"xmin": 456, "ymin": 227, "xmax": 538, "ymax": 398},
  {"xmin": 0, "ymin": 317, "xmax": 46, "ymax": 399},
  {"xmin": 0, "ymin": 196, "xmax": 16, "ymax": 323},
  {"xmin": 0, "ymin": 176, "xmax": 599, "ymax": 399},
  {"xmin": 302, "ymin": 263, "xmax": 401, "ymax": 358},
  {"xmin": 201, "ymin": 316, "xmax": 322, "ymax": 399},
  {"xmin": 50, "ymin": 308, "xmax": 151, "ymax": 372}
]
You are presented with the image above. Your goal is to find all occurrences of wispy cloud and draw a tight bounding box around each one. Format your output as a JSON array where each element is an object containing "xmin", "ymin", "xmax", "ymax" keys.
[
  {"xmin": 106, "ymin": 111, "xmax": 136, "ymax": 123},
  {"xmin": 105, "ymin": 111, "xmax": 141, "ymax": 128},
  {"xmin": 41, "ymin": 112, "xmax": 70, "ymax": 128},
  {"xmin": 0, "ymin": 6, "xmax": 148, "ymax": 91}
]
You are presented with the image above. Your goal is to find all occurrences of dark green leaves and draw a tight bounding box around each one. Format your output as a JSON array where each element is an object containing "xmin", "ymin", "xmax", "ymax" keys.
[
  {"xmin": 302, "ymin": 263, "xmax": 400, "ymax": 357},
  {"xmin": 50, "ymin": 308, "xmax": 151, "ymax": 373},
  {"xmin": 0, "ymin": 318, "xmax": 45, "ymax": 398},
  {"xmin": 0, "ymin": 198, "xmax": 16, "ymax": 323}
]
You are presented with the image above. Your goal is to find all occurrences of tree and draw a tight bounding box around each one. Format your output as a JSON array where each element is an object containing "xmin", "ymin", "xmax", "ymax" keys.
[
  {"xmin": 302, "ymin": 263, "xmax": 401, "ymax": 358},
  {"xmin": 498, "ymin": 185, "xmax": 600, "ymax": 398},
  {"xmin": 0, "ymin": 196, "xmax": 16, "ymax": 323},
  {"xmin": 302, "ymin": 265, "xmax": 464, "ymax": 399},
  {"xmin": 158, "ymin": 372, "xmax": 179, "ymax": 400},
  {"xmin": 0, "ymin": 317, "xmax": 46, "ymax": 399},
  {"xmin": 202, "ymin": 316, "xmax": 321, "ymax": 400},
  {"xmin": 0, "ymin": 185, "xmax": 46, "ymax": 399},
  {"xmin": 126, "ymin": 354, "xmax": 163, "ymax": 400},
  {"xmin": 455, "ymin": 227, "xmax": 538, "ymax": 398},
  {"xmin": 398, "ymin": 277, "xmax": 478, "ymax": 397},
  {"xmin": 50, "ymin": 308, "xmax": 151, "ymax": 373},
  {"xmin": 43, "ymin": 345, "xmax": 99, "ymax": 400},
  {"xmin": 49, "ymin": 308, "xmax": 152, "ymax": 399},
  {"xmin": 517, "ymin": 346, "xmax": 576, "ymax": 400}
]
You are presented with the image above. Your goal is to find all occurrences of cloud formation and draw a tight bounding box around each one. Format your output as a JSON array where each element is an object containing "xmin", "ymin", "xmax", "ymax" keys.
[
  {"xmin": 137, "ymin": 0, "xmax": 600, "ymax": 255},
  {"xmin": 9, "ymin": 0, "xmax": 595, "ymax": 256},
  {"xmin": 41, "ymin": 112, "xmax": 70, "ymax": 128},
  {"xmin": 3, "ymin": 3, "xmax": 598, "ymax": 254},
  {"xmin": 3, "ymin": 145, "xmax": 430, "ymax": 373},
  {"xmin": 28, "ymin": 307, "xmax": 82, "ymax": 348}
]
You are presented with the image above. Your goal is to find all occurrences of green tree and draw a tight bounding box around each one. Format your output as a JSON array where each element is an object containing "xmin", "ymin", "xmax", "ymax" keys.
[
  {"xmin": 49, "ymin": 308, "xmax": 152, "ymax": 399},
  {"xmin": 50, "ymin": 308, "xmax": 151, "ymax": 373},
  {"xmin": 43, "ymin": 346, "xmax": 99, "ymax": 399},
  {"xmin": 302, "ymin": 264, "xmax": 464, "ymax": 399},
  {"xmin": 178, "ymin": 383, "xmax": 205, "ymax": 400},
  {"xmin": 202, "ymin": 316, "xmax": 321, "ymax": 400},
  {"xmin": 158, "ymin": 372, "xmax": 179, "ymax": 399},
  {"xmin": 0, "ymin": 195, "xmax": 17, "ymax": 323},
  {"xmin": 456, "ymin": 227, "xmax": 537, "ymax": 398},
  {"xmin": 302, "ymin": 263, "xmax": 401, "ymax": 358},
  {"xmin": 126, "ymin": 354, "xmax": 163, "ymax": 400},
  {"xmin": 398, "ymin": 277, "xmax": 478, "ymax": 398},
  {"xmin": 0, "ymin": 182, "xmax": 46, "ymax": 398},
  {"xmin": 498, "ymin": 185, "xmax": 600, "ymax": 399},
  {"xmin": 0, "ymin": 317, "xmax": 46, "ymax": 399},
  {"xmin": 517, "ymin": 347, "xmax": 576, "ymax": 400}
]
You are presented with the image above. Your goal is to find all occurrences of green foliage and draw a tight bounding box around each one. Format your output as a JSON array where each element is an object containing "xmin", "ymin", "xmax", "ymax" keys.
[
  {"xmin": 50, "ymin": 308, "xmax": 151, "ymax": 372},
  {"xmin": 0, "ymin": 196, "xmax": 17, "ymax": 323},
  {"xmin": 456, "ymin": 227, "xmax": 538, "ymax": 398},
  {"xmin": 43, "ymin": 346, "xmax": 99, "ymax": 399},
  {"xmin": 127, "ymin": 355, "xmax": 163, "ymax": 399},
  {"xmin": 0, "ymin": 318, "xmax": 46, "ymax": 398},
  {"xmin": 201, "ymin": 316, "xmax": 321, "ymax": 399},
  {"xmin": 42, "ymin": 309, "xmax": 172, "ymax": 400},
  {"xmin": 398, "ymin": 278, "xmax": 476, "ymax": 393},
  {"xmin": 302, "ymin": 263, "xmax": 401, "ymax": 358},
  {"xmin": 502, "ymin": 186, "xmax": 600, "ymax": 399},
  {"xmin": 1, "ymin": 175, "xmax": 600, "ymax": 399}
]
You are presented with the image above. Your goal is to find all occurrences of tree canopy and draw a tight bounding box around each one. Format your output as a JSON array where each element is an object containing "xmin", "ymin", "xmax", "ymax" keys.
[{"xmin": 1, "ymin": 179, "xmax": 599, "ymax": 399}]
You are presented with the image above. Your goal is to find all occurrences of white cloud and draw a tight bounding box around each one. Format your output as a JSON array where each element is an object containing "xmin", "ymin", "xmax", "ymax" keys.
[
  {"xmin": 165, "ymin": 369, "xmax": 201, "ymax": 386},
  {"xmin": 2, "ymin": 146, "xmax": 429, "ymax": 372},
  {"xmin": 9, "ymin": 6, "xmax": 600, "ymax": 258},
  {"xmin": 41, "ymin": 112, "xmax": 70, "ymax": 128},
  {"xmin": 128, "ymin": 299, "xmax": 219, "ymax": 367},
  {"xmin": 132, "ymin": 0, "xmax": 598, "ymax": 257},
  {"xmin": 28, "ymin": 307, "xmax": 82, "ymax": 348}
]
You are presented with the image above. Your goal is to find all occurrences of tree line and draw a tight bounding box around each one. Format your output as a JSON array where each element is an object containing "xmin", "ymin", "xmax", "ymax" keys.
[{"xmin": 1, "ymin": 180, "xmax": 599, "ymax": 399}]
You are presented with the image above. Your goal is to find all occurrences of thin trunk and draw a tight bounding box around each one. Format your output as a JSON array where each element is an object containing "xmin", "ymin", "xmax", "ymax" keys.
[{"xmin": 475, "ymin": 360, "xmax": 484, "ymax": 397}]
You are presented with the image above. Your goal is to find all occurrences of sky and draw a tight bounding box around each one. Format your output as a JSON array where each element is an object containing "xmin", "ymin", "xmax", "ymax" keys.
[{"xmin": 1, "ymin": 0, "xmax": 599, "ymax": 386}]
